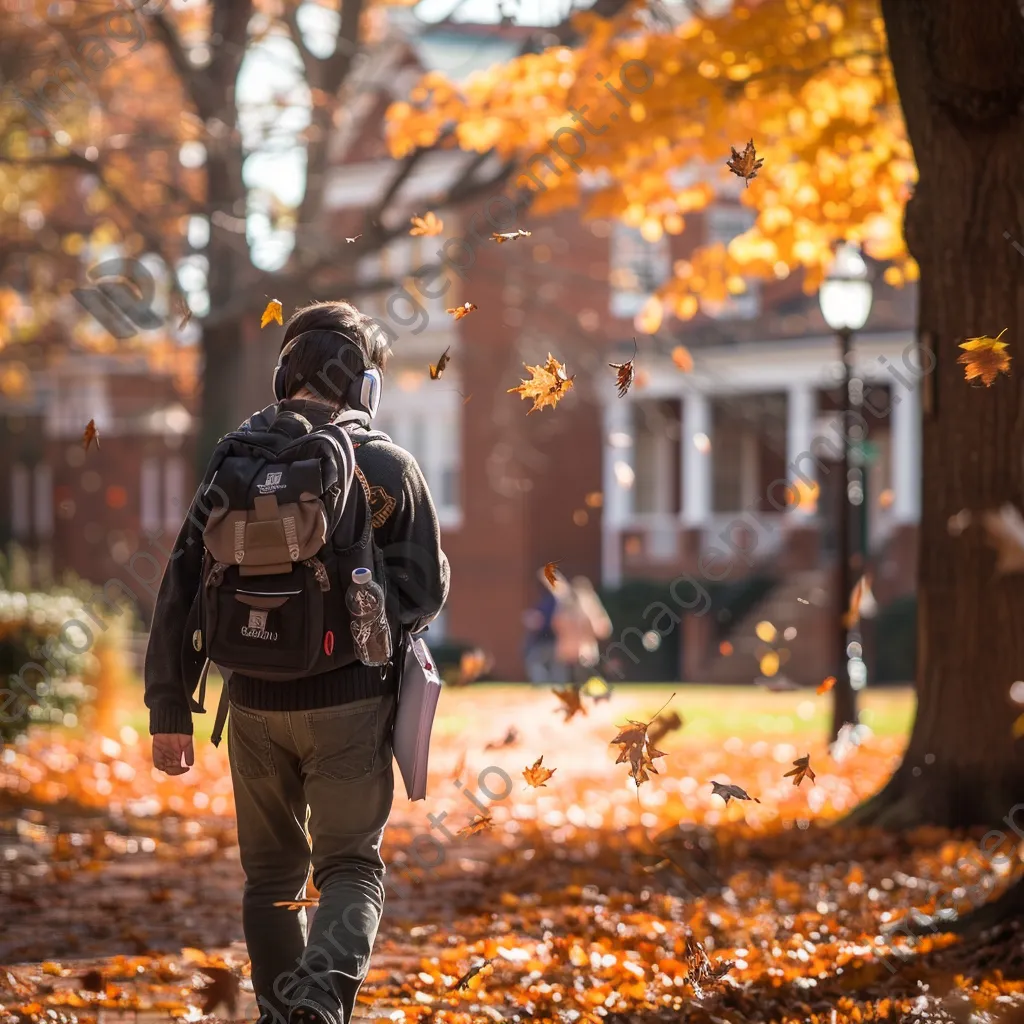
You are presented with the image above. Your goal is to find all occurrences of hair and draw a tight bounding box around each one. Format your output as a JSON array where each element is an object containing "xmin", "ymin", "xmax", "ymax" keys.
[{"xmin": 278, "ymin": 300, "xmax": 390, "ymax": 406}]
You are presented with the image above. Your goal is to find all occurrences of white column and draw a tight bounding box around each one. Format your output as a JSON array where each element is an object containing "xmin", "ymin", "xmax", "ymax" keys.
[
  {"xmin": 602, "ymin": 398, "xmax": 634, "ymax": 588},
  {"xmin": 681, "ymin": 389, "xmax": 711, "ymax": 527},
  {"xmin": 891, "ymin": 373, "xmax": 921, "ymax": 523},
  {"xmin": 786, "ymin": 382, "xmax": 817, "ymax": 518}
]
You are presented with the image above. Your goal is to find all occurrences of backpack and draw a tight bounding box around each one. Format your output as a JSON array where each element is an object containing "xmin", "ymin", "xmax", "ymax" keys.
[{"xmin": 188, "ymin": 408, "xmax": 393, "ymax": 718}]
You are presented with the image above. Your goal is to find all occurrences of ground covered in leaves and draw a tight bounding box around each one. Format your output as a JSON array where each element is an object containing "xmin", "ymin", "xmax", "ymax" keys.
[{"xmin": 1, "ymin": 686, "xmax": 1022, "ymax": 1024}]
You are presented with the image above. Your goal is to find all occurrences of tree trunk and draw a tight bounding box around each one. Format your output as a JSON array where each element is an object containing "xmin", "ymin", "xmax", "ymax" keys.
[{"xmin": 848, "ymin": 0, "xmax": 1024, "ymax": 831}]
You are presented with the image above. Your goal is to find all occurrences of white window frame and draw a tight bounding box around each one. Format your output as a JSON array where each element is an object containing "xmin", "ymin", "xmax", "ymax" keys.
[
  {"xmin": 141, "ymin": 457, "xmax": 161, "ymax": 535},
  {"xmin": 609, "ymin": 223, "xmax": 670, "ymax": 318},
  {"xmin": 703, "ymin": 204, "xmax": 761, "ymax": 320}
]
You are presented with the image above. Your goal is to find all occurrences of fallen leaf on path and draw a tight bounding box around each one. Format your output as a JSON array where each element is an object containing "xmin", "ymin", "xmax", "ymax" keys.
[{"xmin": 448, "ymin": 958, "xmax": 493, "ymax": 991}]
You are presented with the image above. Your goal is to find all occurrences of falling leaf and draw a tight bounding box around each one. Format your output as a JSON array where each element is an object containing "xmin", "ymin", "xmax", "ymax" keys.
[
  {"xmin": 843, "ymin": 573, "xmax": 874, "ymax": 628},
  {"xmin": 610, "ymin": 693, "xmax": 675, "ymax": 787},
  {"xmin": 82, "ymin": 419, "xmax": 99, "ymax": 451},
  {"xmin": 273, "ymin": 898, "xmax": 319, "ymax": 910},
  {"xmin": 410, "ymin": 212, "xmax": 444, "ymax": 236},
  {"xmin": 345, "ymin": 234, "xmax": 362, "ymax": 243},
  {"xmin": 492, "ymin": 229, "xmax": 531, "ymax": 243},
  {"xmin": 429, "ymin": 346, "xmax": 451, "ymax": 380},
  {"xmin": 523, "ymin": 756, "xmax": 556, "ymax": 788},
  {"xmin": 448, "ymin": 959, "xmax": 493, "ymax": 991},
  {"xmin": 671, "ymin": 345, "xmax": 694, "ymax": 372},
  {"xmin": 609, "ymin": 337, "xmax": 638, "ymax": 398},
  {"xmin": 648, "ymin": 710, "xmax": 684, "ymax": 746},
  {"xmin": 457, "ymin": 648, "xmax": 492, "ymax": 685},
  {"xmin": 817, "ymin": 675, "xmax": 837, "ymax": 694},
  {"xmin": 726, "ymin": 139, "xmax": 764, "ymax": 187},
  {"xmin": 172, "ymin": 292, "xmax": 192, "ymax": 331},
  {"xmin": 458, "ymin": 815, "xmax": 494, "ymax": 837},
  {"xmin": 508, "ymin": 353, "xmax": 576, "ymax": 414},
  {"xmin": 543, "ymin": 561, "xmax": 560, "ymax": 586},
  {"xmin": 485, "ymin": 726, "xmax": 518, "ymax": 750},
  {"xmin": 958, "ymin": 328, "xmax": 1010, "ymax": 386},
  {"xmin": 783, "ymin": 754, "xmax": 816, "ymax": 787},
  {"xmin": 553, "ymin": 686, "xmax": 586, "ymax": 721},
  {"xmin": 1013, "ymin": 713, "xmax": 1024, "ymax": 739},
  {"xmin": 194, "ymin": 967, "xmax": 239, "ymax": 1018},
  {"xmin": 710, "ymin": 781, "xmax": 760, "ymax": 805},
  {"xmin": 447, "ymin": 302, "xmax": 477, "ymax": 320},
  {"xmin": 982, "ymin": 504, "xmax": 1024, "ymax": 574},
  {"xmin": 260, "ymin": 299, "xmax": 283, "ymax": 328}
]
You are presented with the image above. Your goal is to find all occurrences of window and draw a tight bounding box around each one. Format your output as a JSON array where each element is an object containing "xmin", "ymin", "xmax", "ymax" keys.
[
  {"xmin": 632, "ymin": 401, "xmax": 678, "ymax": 515},
  {"xmin": 609, "ymin": 224, "xmax": 670, "ymax": 318},
  {"xmin": 141, "ymin": 457, "xmax": 161, "ymax": 534},
  {"xmin": 33, "ymin": 464, "xmax": 53, "ymax": 539},
  {"xmin": 164, "ymin": 456, "xmax": 186, "ymax": 532},
  {"xmin": 703, "ymin": 204, "xmax": 761, "ymax": 320},
  {"xmin": 11, "ymin": 463, "xmax": 29, "ymax": 540}
]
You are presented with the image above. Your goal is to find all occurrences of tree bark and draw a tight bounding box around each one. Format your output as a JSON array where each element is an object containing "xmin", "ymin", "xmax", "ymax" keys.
[{"xmin": 848, "ymin": 0, "xmax": 1024, "ymax": 832}]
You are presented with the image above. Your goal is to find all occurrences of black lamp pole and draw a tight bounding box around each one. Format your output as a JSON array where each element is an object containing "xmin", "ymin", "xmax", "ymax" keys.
[{"xmin": 831, "ymin": 325, "xmax": 860, "ymax": 742}]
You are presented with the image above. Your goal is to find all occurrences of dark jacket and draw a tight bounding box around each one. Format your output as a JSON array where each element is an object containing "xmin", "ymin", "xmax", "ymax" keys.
[{"xmin": 144, "ymin": 398, "xmax": 450, "ymax": 735}]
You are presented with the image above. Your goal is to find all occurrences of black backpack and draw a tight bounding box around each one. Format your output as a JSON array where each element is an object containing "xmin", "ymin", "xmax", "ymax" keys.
[{"xmin": 185, "ymin": 408, "xmax": 393, "ymax": 738}]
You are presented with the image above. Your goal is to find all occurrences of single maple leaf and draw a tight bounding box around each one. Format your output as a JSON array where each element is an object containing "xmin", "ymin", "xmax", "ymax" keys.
[
  {"xmin": 79, "ymin": 970, "xmax": 104, "ymax": 993},
  {"xmin": 272, "ymin": 898, "xmax": 319, "ymax": 910},
  {"xmin": 647, "ymin": 710, "xmax": 684, "ymax": 746},
  {"xmin": 458, "ymin": 814, "xmax": 494, "ymax": 837},
  {"xmin": 553, "ymin": 686, "xmax": 586, "ymax": 721},
  {"xmin": 429, "ymin": 345, "xmax": 451, "ymax": 380},
  {"xmin": 610, "ymin": 693, "xmax": 675, "ymax": 787},
  {"xmin": 523, "ymin": 755, "xmax": 556, "ymax": 788},
  {"xmin": 958, "ymin": 328, "xmax": 1010, "ymax": 386},
  {"xmin": 982, "ymin": 504, "xmax": 1024, "ymax": 574},
  {"xmin": 194, "ymin": 967, "xmax": 239, "ymax": 1018},
  {"xmin": 671, "ymin": 345, "xmax": 694, "ymax": 372},
  {"xmin": 710, "ymin": 780, "xmax": 760, "ymax": 806},
  {"xmin": 726, "ymin": 139, "xmax": 764, "ymax": 187},
  {"xmin": 817, "ymin": 675, "xmax": 837, "ymax": 694},
  {"xmin": 683, "ymin": 936, "xmax": 734, "ymax": 998},
  {"xmin": 484, "ymin": 726, "xmax": 518, "ymax": 750},
  {"xmin": 410, "ymin": 211, "xmax": 443, "ymax": 236},
  {"xmin": 446, "ymin": 301, "xmax": 477, "ymax": 320},
  {"xmin": 260, "ymin": 298, "xmax": 283, "ymax": 328},
  {"xmin": 172, "ymin": 292, "xmax": 192, "ymax": 331},
  {"xmin": 783, "ymin": 754, "xmax": 816, "ymax": 787},
  {"xmin": 543, "ymin": 560, "xmax": 560, "ymax": 586},
  {"xmin": 447, "ymin": 958, "xmax": 493, "ymax": 991},
  {"xmin": 492, "ymin": 229, "xmax": 531, "ymax": 243},
  {"xmin": 345, "ymin": 234, "xmax": 362, "ymax": 243},
  {"xmin": 609, "ymin": 337, "xmax": 638, "ymax": 398},
  {"xmin": 507, "ymin": 353, "xmax": 575, "ymax": 414},
  {"xmin": 82, "ymin": 419, "xmax": 99, "ymax": 451}
]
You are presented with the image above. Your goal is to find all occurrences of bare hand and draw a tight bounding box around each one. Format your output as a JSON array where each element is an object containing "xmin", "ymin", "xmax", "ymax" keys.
[{"xmin": 152, "ymin": 733, "xmax": 195, "ymax": 776}]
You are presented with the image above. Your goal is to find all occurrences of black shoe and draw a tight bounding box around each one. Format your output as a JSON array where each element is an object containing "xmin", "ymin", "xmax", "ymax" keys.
[{"xmin": 288, "ymin": 993, "xmax": 342, "ymax": 1024}]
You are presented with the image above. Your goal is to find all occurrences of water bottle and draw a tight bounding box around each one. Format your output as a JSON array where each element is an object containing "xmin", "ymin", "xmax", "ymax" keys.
[{"xmin": 345, "ymin": 568, "xmax": 392, "ymax": 666}]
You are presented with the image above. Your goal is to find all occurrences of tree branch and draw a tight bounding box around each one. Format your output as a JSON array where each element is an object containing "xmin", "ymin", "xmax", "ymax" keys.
[{"xmin": 146, "ymin": 12, "xmax": 214, "ymax": 121}]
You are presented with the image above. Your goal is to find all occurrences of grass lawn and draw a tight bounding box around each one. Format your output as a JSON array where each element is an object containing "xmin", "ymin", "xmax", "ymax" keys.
[{"xmin": 118, "ymin": 677, "xmax": 915, "ymax": 744}]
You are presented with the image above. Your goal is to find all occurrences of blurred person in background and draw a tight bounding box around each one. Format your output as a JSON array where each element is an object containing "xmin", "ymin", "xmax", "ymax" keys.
[
  {"xmin": 552, "ymin": 575, "xmax": 612, "ymax": 687},
  {"xmin": 523, "ymin": 574, "xmax": 564, "ymax": 684}
]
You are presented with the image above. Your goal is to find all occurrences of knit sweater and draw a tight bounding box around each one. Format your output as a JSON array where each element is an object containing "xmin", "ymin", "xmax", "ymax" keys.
[{"xmin": 144, "ymin": 399, "xmax": 450, "ymax": 735}]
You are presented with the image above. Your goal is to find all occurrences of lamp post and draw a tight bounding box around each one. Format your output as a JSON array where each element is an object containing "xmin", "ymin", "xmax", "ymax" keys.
[{"xmin": 818, "ymin": 243, "xmax": 874, "ymax": 742}]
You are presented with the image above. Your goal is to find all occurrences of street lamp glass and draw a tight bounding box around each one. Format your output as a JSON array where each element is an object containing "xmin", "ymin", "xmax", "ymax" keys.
[{"xmin": 819, "ymin": 243, "xmax": 874, "ymax": 331}]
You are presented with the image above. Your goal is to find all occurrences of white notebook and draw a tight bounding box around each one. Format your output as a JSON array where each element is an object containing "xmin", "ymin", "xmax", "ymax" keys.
[{"xmin": 392, "ymin": 636, "xmax": 442, "ymax": 801}]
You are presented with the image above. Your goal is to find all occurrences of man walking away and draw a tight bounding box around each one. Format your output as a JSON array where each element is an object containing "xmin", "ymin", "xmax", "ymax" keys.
[{"xmin": 144, "ymin": 300, "xmax": 450, "ymax": 1024}]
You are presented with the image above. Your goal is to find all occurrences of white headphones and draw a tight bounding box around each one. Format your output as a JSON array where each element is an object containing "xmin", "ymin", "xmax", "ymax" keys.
[{"xmin": 272, "ymin": 330, "xmax": 382, "ymax": 419}]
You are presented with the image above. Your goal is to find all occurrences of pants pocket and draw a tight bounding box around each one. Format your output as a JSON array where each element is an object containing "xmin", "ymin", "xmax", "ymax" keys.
[
  {"xmin": 305, "ymin": 700, "xmax": 381, "ymax": 782},
  {"xmin": 228, "ymin": 705, "xmax": 276, "ymax": 779}
]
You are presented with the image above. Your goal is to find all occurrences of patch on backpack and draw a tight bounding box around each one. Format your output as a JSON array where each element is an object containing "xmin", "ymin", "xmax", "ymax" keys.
[
  {"xmin": 256, "ymin": 470, "xmax": 286, "ymax": 495},
  {"xmin": 368, "ymin": 485, "xmax": 396, "ymax": 528}
]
